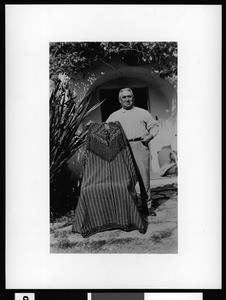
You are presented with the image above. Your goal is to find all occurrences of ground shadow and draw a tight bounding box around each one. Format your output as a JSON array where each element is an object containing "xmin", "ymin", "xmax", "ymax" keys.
[{"xmin": 149, "ymin": 183, "xmax": 177, "ymax": 213}]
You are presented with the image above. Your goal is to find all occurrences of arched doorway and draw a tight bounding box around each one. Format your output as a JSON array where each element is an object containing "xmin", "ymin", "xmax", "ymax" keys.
[{"xmin": 69, "ymin": 66, "xmax": 177, "ymax": 176}]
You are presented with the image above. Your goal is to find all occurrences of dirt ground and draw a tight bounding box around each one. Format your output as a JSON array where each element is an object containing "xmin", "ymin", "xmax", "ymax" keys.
[{"xmin": 50, "ymin": 179, "xmax": 177, "ymax": 254}]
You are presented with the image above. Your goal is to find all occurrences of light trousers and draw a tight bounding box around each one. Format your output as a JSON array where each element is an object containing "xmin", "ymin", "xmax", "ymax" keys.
[{"xmin": 129, "ymin": 141, "xmax": 151, "ymax": 201}]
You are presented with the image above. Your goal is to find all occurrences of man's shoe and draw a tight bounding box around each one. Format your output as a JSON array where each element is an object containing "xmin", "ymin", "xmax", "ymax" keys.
[{"xmin": 149, "ymin": 211, "xmax": 157, "ymax": 216}]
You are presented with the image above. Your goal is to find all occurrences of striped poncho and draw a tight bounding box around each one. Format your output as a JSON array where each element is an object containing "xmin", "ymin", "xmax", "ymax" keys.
[{"xmin": 72, "ymin": 122, "xmax": 148, "ymax": 238}]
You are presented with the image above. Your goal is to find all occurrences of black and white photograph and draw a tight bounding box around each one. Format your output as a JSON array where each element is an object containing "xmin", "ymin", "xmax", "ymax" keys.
[
  {"xmin": 49, "ymin": 41, "xmax": 178, "ymax": 253},
  {"xmin": 6, "ymin": 5, "xmax": 221, "ymax": 289}
]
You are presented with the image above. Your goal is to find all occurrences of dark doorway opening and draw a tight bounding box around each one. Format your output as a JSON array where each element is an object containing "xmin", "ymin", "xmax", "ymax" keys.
[{"xmin": 100, "ymin": 87, "xmax": 149, "ymax": 121}]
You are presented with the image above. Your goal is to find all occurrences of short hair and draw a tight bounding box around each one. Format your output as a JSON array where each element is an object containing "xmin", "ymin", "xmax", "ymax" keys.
[{"xmin": 118, "ymin": 87, "xmax": 134, "ymax": 99}]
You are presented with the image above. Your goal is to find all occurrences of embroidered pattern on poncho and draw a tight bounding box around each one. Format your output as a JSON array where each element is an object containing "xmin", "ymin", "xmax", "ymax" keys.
[{"xmin": 86, "ymin": 122, "xmax": 128, "ymax": 162}]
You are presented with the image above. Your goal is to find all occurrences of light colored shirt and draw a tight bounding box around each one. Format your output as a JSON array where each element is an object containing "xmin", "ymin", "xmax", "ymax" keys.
[{"xmin": 106, "ymin": 106, "xmax": 159, "ymax": 140}]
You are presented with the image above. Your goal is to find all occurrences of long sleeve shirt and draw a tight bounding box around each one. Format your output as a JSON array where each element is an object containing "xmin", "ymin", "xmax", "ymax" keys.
[{"xmin": 106, "ymin": 106, "xmax": 159, "ymax": 140}]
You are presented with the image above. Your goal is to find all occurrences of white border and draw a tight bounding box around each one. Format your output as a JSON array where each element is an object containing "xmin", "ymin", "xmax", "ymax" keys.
[
  {"xmin": 6, "ymin": 5, "xmax": 221, "ymax": 289},
  {"xmin": 144, "ymin": 293, "xmax": 203, "ymax": 300}
]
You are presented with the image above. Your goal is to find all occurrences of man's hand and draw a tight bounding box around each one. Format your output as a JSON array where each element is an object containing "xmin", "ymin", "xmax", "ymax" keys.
[{"xmin": 141, "ymin": 134, "xmax": 154, "ymax": 144}]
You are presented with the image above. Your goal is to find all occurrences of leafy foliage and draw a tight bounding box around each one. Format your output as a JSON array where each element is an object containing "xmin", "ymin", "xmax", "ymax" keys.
[
  {"xmin": 50, "ymin": 74, "xmax": 105, "ymax": 183},
  {"xmin": 50, "ymin": 42, "xmax": 177, "ymax": 80}
]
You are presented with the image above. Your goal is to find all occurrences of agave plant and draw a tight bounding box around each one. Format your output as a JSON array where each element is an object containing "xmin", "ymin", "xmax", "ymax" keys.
[{"xmin": 50, "ymin": 73, "xmax": 105, "ymax": 183}]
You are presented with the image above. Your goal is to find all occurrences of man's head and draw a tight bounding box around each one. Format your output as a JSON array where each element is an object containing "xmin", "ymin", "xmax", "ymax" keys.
[{"xmin": 118, "ymin": 88, "xmax": 134, "ymax": 110}]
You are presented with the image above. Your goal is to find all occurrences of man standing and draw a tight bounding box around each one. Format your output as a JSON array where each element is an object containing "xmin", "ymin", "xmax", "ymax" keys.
[{"xmin": 106, "ymin": 87, "xmax": 159, "ymax": 216}]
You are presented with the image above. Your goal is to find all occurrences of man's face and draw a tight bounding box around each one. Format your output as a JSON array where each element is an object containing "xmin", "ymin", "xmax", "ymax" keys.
[{"xmin": 119, "ymin": 90, "xmax": 134, "ymax": 110}]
